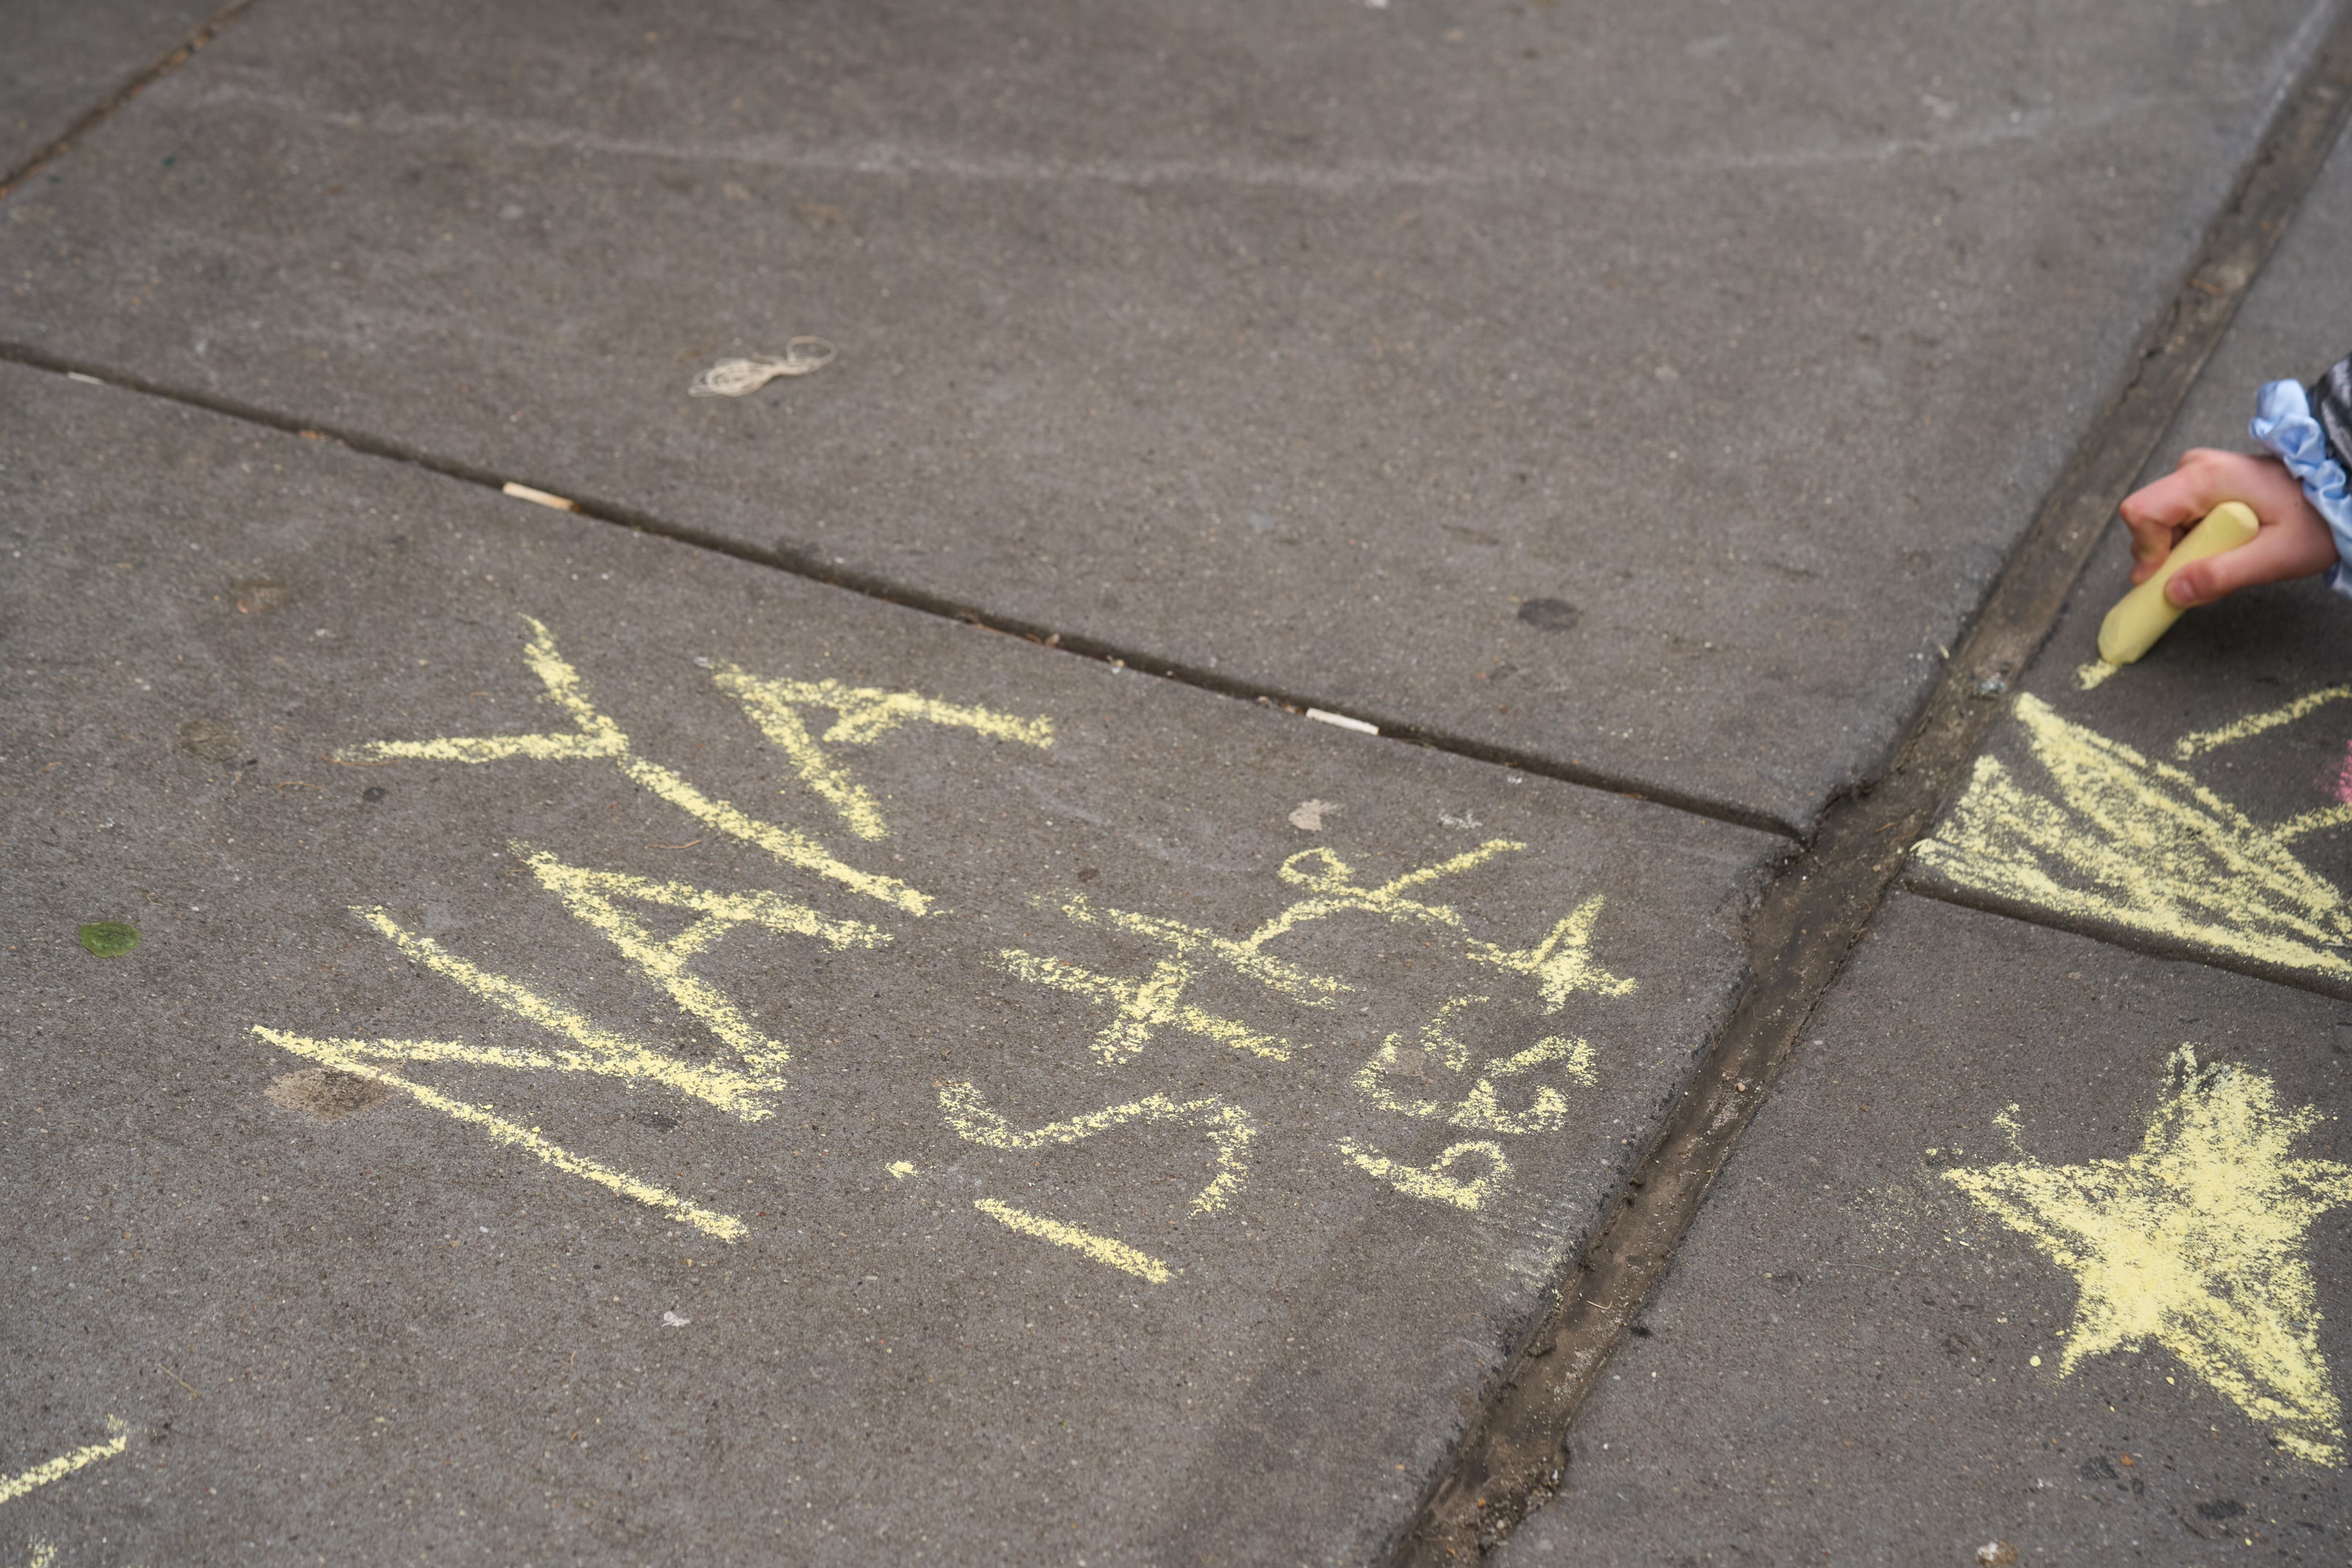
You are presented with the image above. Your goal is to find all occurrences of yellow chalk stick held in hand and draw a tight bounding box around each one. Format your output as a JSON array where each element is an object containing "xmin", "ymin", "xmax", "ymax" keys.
[{"xmin": 2096, "ymin": 501, "xmax": 2259, "ymax": 666}]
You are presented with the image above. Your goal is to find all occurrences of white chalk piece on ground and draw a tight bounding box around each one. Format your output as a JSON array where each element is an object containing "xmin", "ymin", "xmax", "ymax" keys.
[
  {"xmin": 1306, "ymin": 707, "xmax": 1379, "ymax": 736},
  {"xmin": 689, "ymin": 338, "xmax": 838, "ymax": 398},
  {"xmin": 501, "ymin": 481, "xmax": 579, "ymax": 513},
  {"xmin": 661, "ymin": 1311, "xmax": 691, "ymax": 1328}
]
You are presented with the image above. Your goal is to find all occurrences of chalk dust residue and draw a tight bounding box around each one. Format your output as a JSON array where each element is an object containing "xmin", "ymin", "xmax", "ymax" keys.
[{"xmin": 266, "ymin": 1066, "xmax": 393, "ymax": 1121}]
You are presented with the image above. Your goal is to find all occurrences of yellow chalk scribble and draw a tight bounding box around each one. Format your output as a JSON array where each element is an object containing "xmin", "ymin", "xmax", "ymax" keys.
[
  {"xmin": 1341, "ymin": 1138, "xmax": 1509, "ymax": 1211},
  {"xmin": 1450, "ymin": 1035, "xmax": 1596, "ymax": 1136},
  {"xmin": 973, "ymin": 1199, "xmax": 1170, "ymax": 1283},
  {"xmin": 1944, "ymin": 1048, "xmax": 2352, "ymax": 1464},
  {"xmin": 1467, "ymin": 897, "xmax": 1638, "ymax": 1011},
  {"xmin": 519, "ymin": 844, "xmax": 886, "ymax": 1074},
  {"xmin": 940, "ymin": 1082, "xmax": 1254, "ymax": 1212},
  {"xmin": 1914, "ymin": 695, "xmax": 2352, "ymax": 980},
  {"xmin": 2277, "ymin": 803, "xmax": 2352, "ymax": 846},
  {"xmin": 253, "ymin": 1028, "xmax": 746, "ymax": 1240},
  {"xmin": 1262, "ymin": 841, "xmax": 1523, "ymax": 946},
  {"xmin": 995, "ymin": 949, "xmax": 1292, "ymax": 1063},
  {"xmin": 1056, "ymin": 893, "xmax": 1347, "ymax": 1006},
  {"xmin": 359, "ymin": 907, "xmax": 785, "ymax": 1120},
  {"xmin": 1355, "ymin": 998, "xmax": 1597, "ymax": 1134},
  {"xmin": 2173, "ymin": 682, "xmax": 2352, "ymax": 761},
  {"xmin": 338, "ymin": 617, "xmax": 926, "ymax": 914},
  {"xmin": 714, "ymin": 665, "xmax": 1053, "ymax": 840},
  {"xmin": 1355, "ymin": 995, "xmax": 1490, "ymax": 1116},
  {"xmin": 1003, "ymin": 844, "xmax": 1636, "ymax": 1069},
  {"xmin": 1275, "ymin": 846, "xmax": 1634, "ymax": 1011},
  {"xmin": 0, "ymin": 1417, "xmax": 126, "ymax": 1508},
  {"xmin": 18, "ymin": 1538, "xmax": 57, "ymax": 1568},
  {"xmin": 273, "ymin": 1034, "xmax": 558, "ymax": 1071},
  {"xmin": 2076, "ymin": 659, "xmax": 2120, "ymax": 693}
]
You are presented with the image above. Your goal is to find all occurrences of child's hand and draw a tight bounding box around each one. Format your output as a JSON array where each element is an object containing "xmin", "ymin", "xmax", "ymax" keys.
[{"xmin": 2118, "ymin": 448, "xmax": 2340, "ymax": 607}]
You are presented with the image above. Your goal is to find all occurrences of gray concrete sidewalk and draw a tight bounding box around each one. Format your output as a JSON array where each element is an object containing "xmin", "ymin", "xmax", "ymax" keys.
[
  {"xmin": 9, "ymin": 2, "xmax": 2352, "ymax": 1565},
  {"xmin": 0, "ymin": 0, "xmax": 220, "ymax": 179},
  {"xmin": 0, "ymin": 0, "xmax": 2337, "ymax": 830}
]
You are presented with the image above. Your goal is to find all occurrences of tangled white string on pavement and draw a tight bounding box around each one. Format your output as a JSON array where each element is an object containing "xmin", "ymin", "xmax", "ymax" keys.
[{"xmin": 688, "ymin": 338, "xmax": 837, "ymax": 397}]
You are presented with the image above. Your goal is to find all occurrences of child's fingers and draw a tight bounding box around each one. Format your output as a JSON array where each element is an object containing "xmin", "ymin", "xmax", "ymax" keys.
[
  {"xmin": 2117, "ymin": 463, "xmax": 2218, "ymax": 581},
  {"xmin": 2163, "ymin": 520, "xmax": 2333, "ymax": 607}
]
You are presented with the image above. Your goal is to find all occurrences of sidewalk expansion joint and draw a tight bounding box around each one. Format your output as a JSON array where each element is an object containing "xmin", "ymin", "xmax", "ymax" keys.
[
  {"xmin": 1388, "ymin": 8, "xmax": 2352, "ymax": 1563},
  {"xmin": 1903, "ymin": 878, "xmax": 2352, "ymax": 1005},
  {"xmin": 0, "ymin": 0, "xmax": 269, "ymax": 202},
  {"xmin": 0, "ymin": 340, "xmax": 1802, "ymax": 843}
]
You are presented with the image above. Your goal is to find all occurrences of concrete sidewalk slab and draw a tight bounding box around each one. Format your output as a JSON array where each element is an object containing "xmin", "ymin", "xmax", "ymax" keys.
[
  {"xmin": 1911, "ymin": 122, "xmax": 2352, "ymax": 998},
  {"xmin": 0, "ymin": 0, "xmax": 2335, "ymax": 830},
  {"xmin": 1497, "ymin": 893, "xmax": 2352, "ymax": 1567},
  {"xmin": 0, "ymin": 359, "xmax": 1777, "ymax": 1566},
  {"xmin": 0, "ymin": 1, "xmax": 224, "ymax": 176}
]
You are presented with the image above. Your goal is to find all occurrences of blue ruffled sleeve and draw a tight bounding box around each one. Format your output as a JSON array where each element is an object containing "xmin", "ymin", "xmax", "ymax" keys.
[{"xmin": 2250, "ymin": 377, "xmax": 2352, "ymax": 601}]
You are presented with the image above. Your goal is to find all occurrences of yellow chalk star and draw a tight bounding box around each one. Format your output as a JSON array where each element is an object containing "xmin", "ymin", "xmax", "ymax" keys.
[{"xmin": 1945, "ymin": 1048, "xmax": 2352, "ymax": 1463}]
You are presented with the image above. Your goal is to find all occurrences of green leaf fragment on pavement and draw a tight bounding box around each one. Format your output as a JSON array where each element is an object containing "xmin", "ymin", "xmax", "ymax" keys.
[{"xmin": 78, "ymin": 920, "xmax": 139, "ymax": 957}]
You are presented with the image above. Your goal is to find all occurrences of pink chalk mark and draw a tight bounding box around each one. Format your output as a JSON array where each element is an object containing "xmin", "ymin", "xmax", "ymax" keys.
[{"xmin": 2335, "ymin": 741, "xmax": 2352, "ymax": 805}]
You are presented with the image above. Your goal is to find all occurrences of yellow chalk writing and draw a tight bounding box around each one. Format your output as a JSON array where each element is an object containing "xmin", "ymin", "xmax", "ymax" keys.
[
  {"xmin": 714, "ymin": 665, "xmax": 1053, "ymax": 841},
  {"xmin": 1339, "ymin": 1138, "xmax": 1510, "ymax": 1211},
  {"xmin": 286, "ymin": 1035, "xmax": 558, "ymax": 1071},
  {"xmin": 1450, "ymin": 1035, "xmax": 1596, "ymax": 1136},
  {"xmin": 1056, "ymin": 893, "xmax": 1346, "ymax": 1006},
  {"xmin": 0, "ymin": 1418, "xmax": 126, "ymax": 1508},
  {"xmin": 1003, "ymin": 845, "xmax": 1635, "ymax": 1073},
  {"xmin": 1467, "ymin": 897, "xmax": 1637, "ymax": 1010},
  {"xmin": 1274, "ymin": 845, "xmax": 1633, "ymax": 1011},
  {"xmin": 359, "ymin": 907, "xmax": 784, "ymax": 1120},
  {"xmin": 1945, "ymin": 1048, "xmax": 2352, "ymax": 1464},
  {"xmin": 253, "ymin": 1028, "xmax": 746, "ymax": 1241},
  {"xmin": 1355, "ymin": 997, "xmax": 1597, "ymax": 1134},
  {"xmin": 1265, "ymin": 841, "xmax": 1523, "ymax": 944},
  {"xmin": 338, "ymin": 617, "xmax": 927, "ymax": 915},
  {"xmin": 939, "ymin": 1081, "xmax": 1254, "ymax": 1212},
  {"xmin": 1355, "ymin": 996, "xmax": 1490, "ymax": 1116},
  {"xmin": 995, "ymin": 949, "xmax": 1293, "ymax": 1063},
  {"xmin": 2173, "ymin": 682, "xmax": 2352, "ymax": 760},
  {"xmin": 973, "ymin": 1199, "xmax": 1171, "ymax": 1283},
  {"xmin": 1914, "ymin": 695, "xmax": 2352, "ymax": 980},
  {"xmin": 518, "ymin": 844, "xmax": 886, "ymax": 1074}
]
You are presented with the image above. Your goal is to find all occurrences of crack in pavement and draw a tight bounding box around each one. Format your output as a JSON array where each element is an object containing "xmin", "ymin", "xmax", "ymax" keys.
[
  {"xmin": 0, "ymin": 339, "xmax": 1803, "ymax": 843},
  {"xmin": 0, "ymin": 0, "xmax": 269, "ymax": 202}
]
